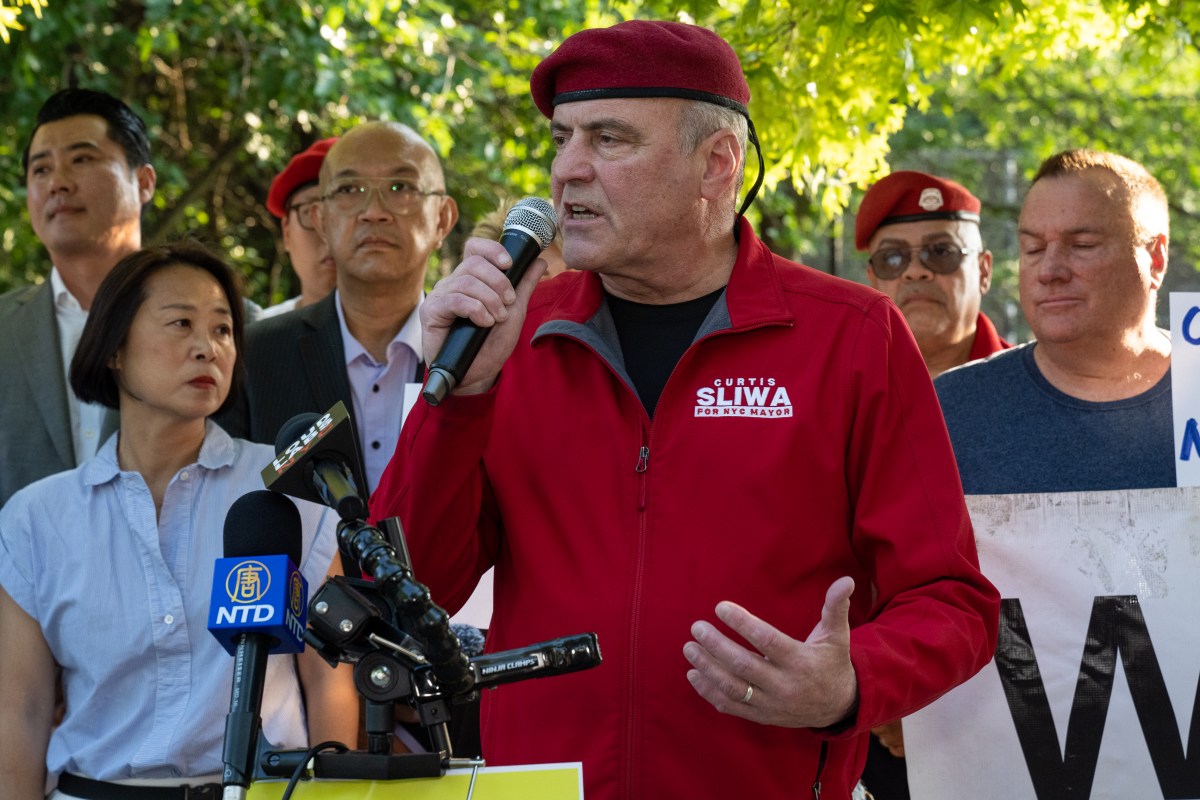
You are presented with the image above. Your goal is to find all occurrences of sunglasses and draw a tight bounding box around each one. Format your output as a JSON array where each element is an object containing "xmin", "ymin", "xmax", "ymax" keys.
[{"xmin": 868, "ymin": 243, "xmax": 977, "ymax": 280}]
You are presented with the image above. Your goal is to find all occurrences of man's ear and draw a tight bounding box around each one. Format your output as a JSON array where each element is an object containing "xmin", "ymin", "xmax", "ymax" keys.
[
  {"xmin": 978, "ymin": 250, "xmax": 994, "ymax": 294},
  {"xmin": 136, "ymin": 164, "xmax": 156, "ymax": 206},
  {"xmin": 699, "ymin": 128, "xmax": 741, "ymax": 202},
  {"xmin": 436, "ymin": 195, "xmax": 459, "ymax": 241},
  {"xmin": 1147, "ymin": 233, "xmax": 1168, "ymax": 290}
]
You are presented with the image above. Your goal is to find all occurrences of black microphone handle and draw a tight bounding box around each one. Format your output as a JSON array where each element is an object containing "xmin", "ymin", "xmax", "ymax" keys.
[
  {"xmin": 469, "ymin": 633, "xmax": 601, "ymax": 691},
  {"xmin": 221, "ymin": 632, "xmax": 272, "ymax": 793},
  {"xmin": 309, "ymin": 457, "xmax": 365, "ymax": 521},
  {"xmin": 422, "ymin": 228, "xmax": 546, "ymax": 405}
]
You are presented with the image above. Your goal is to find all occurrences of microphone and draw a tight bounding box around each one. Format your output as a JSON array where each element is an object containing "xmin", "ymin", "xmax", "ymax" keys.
[
  {"xmin": 422, "ymin": 197, "xmax": 557, "ymax": 405},
  {"xmin": 469, "ymin": 633, "xmax": 601, "ymax": 691},
  {"xmin": 266, "ymin": 409, "xmax": 475, "ymax": 695},
  {"xmin": 207, "ymin": 490, "xmax": 308, "ymax": 798},
  {"xmin": 261, "ymin": 401, "xmax": 367, "ymax": 521}
]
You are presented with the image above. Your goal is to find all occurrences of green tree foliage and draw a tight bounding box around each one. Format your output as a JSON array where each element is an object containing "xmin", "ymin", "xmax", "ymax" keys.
[{"xmin": 2, "ymin": 0, "xmax": 1199, "ymax": 308}]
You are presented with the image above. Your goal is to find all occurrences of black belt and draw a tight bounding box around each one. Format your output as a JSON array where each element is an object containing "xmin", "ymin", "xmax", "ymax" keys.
[{"xmin": 58, "ymin": 773, "xmax": 222, "ymax": 800}]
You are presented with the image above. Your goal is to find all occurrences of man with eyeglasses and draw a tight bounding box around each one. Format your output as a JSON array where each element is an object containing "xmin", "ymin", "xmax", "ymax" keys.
[
  {"xmin": 219, "ymin": 121, "xmax": 458, "ymax": 493},
  {"xmin": 857, "ymin": 171, "xmax": 1010, "ymax": 379},
  {"xmin": 261, "ymin": 137, "xmax": 339, "ymax": 318}
]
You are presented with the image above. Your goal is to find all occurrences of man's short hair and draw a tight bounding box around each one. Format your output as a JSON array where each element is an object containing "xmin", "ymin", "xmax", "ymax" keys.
[
  {"xmin": 1031, "ymin": 149, "xmax": 1169, "ymax": 242},
  {"xmin": 70, "ymin": 240, "xmax": 246, "ymax": 412},
  {"xmin": 678, "ymin": 100, "xmax": 747, "ymax": 193},
  {"xmin": 22, "ymin": 88, "xmax": 152, "ymax": 175}
]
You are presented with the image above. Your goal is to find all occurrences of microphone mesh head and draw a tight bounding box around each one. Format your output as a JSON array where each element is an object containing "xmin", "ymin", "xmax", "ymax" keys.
[
  {"xmin": 504, "ymin": 197, "xmax": 557, "ymax": 249},
  {"xmin": 275, "ymin": 412, "xmax": 322, "ymax": 454},
  {"xmin": 223, "ymin": 489, "xmax": 303, "ymax": 563}
]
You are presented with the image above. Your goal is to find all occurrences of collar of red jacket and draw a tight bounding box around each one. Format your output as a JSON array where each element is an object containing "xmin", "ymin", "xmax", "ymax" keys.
[{"xmin": 530, "ymin": 216, "xmax": 795, "ymax": 332}]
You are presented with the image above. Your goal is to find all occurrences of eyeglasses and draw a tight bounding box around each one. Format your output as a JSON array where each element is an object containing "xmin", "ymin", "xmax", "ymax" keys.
[
  {"xmin": 285, "ymin": 199, "xmax": 320, "ymax": 232},
  {"xmin": 868, "ymin": 243, "xmax": 977, "ymax": 280},
  {"xmin": 321, "ymin": 176, "xmax": 446, "ymax": 216}
]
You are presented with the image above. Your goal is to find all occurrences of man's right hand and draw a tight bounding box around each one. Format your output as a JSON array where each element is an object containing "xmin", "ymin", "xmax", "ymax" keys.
[{"xmin": 420, "ymin": 237, "xmax": 548, "ymax": 396}]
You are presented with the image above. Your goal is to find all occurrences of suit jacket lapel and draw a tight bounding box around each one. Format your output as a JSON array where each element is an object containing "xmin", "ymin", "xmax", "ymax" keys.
[
  {"xmin": 19, "ymin": 283, "xmax": 75, "ymax": 469},
  {"xmin": 299, "ymin": 294, "xmax": 353, "ymax": 415}
]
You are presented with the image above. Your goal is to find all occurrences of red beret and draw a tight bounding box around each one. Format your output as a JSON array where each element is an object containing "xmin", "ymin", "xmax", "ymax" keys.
[
  {"xmin": 854, "ymin": 171, "xmax": 981, "ymax": 251},
  {"xmin": 266, "ymin": 137, "xmax": 338, "ymax": 219},
  {"xmin": 530, "ymin": 20, "xmax": 750, "ymax": 120}
]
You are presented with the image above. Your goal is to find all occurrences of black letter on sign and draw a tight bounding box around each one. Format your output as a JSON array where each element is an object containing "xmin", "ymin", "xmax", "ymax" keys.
[{"xmin": 996, "ymin": 596, "xmax": 1200, "ymax": 799}]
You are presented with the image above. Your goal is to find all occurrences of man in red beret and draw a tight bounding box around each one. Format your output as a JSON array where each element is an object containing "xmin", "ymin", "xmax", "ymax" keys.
[
  {"xmin": 261, "ymin": 137, "xmax": 339, "ymax": 317},
  {"xmin": 372, "ymin": 20, "xmax": 998, "ymax": 800},
  {"xmin": 857, "ymin": 170, "xmax": 1010, "ymax": 378}
]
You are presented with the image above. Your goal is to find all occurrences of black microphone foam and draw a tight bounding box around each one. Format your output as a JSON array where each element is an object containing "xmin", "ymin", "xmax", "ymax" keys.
[
  {"xmin": 422, "ymin": 197, "xmax": 557, "ymax": 405},
  {"xmin": 223, "ymin": 489, "xmax": 303, "ymax": 564},
  {"xmin": 275, "ymin": 412, "xmax": 321, "ymax": 455}
]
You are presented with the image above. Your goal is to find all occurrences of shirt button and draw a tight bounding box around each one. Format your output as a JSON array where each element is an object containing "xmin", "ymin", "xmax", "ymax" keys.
[
  {"xmin": 372, "ymin": 384, "xmax": 381, "ymax": 393},
  {"xmin": 164, "ymin": 614, "xmax": 175, "ymax": 625},
  {"xmin": 179, "ymin": 471, "xmax": 190, "ymax": 481},
  {"xmin": 371, "ymin": 441, "xmax": 381, "ymax": 450}
]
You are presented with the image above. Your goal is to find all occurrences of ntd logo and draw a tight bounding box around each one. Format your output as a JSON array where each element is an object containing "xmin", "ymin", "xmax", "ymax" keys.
[
  {"xmin": 225, "ymin": 560, "xmax": 270, "ymax": 604},
  {"xmin": 215, "ymin": 604, "xmax": 276, "ymax": 625},
  {"xmin": 208, "ymin": 554, "xmax": 308, "ymax": 655}
]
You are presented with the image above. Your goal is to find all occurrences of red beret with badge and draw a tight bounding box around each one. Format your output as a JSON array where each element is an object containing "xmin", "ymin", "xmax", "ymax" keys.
[
  {"xmin": 854, "ymin": 171, "xmax": 981, "ymax": 251},
  {"xmin": 266, "ymin": 137, "xmax": 338, "ymax": 219}
]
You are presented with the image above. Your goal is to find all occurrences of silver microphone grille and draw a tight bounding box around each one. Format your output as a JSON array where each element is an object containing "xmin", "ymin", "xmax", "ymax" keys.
[{"xmin": 504, "ymin": 197, "xmax": 557, "ymax": 250}]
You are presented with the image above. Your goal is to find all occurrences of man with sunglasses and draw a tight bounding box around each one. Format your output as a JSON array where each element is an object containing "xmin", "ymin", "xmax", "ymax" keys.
[
  {"xmin": 261, "ymin": 137, "xmax": 339, "ymax": 318},
  {"xmin": 220, "ymin": 121, "xmax": 459, "ymax": 493},
  {"xmin": 857, "ymin": 171, "xmax": 1010, "ymax": 379}
]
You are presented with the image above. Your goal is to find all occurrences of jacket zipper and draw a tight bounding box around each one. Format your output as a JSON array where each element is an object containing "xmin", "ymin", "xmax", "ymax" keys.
[
  {"xmin": 812, "ymin": 741, "xmax": 828, "ymax": 799},
  {"xmin": 625, "ymin": 433, "xmax": 651, "ymax": 799},
  {"xmin": 635, "ymin": 444, "xmax": 649, "ymax": 508}
]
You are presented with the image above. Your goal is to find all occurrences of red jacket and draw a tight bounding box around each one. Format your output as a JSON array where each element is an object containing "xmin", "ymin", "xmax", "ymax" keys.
[
  {"xmin": 968, "ymin": 311, "xmax": 1012, "ymax": 362},
  {"xmin": 372, "ymin": 219, "xmax": 998, "ymax": 800}
]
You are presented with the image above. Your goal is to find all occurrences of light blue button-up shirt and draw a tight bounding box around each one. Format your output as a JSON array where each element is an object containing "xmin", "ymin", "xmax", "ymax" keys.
[{"xmin": 0, "ymin": 422, "xmax": 339, "ymax": 780}]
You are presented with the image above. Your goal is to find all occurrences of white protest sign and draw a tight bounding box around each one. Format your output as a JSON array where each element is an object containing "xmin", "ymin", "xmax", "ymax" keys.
[
  {"xmin": 1170, "ymin": 292, "xmax": 1200, "ymax": 486},
  {"xmin": 905, "ymin": 488, "xmax": 1200, "ymax": 800}
]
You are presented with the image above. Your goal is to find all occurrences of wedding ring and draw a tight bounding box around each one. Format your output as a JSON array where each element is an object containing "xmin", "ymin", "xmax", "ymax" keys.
[{"xmin": 741, "ymin": 683, "xmax": 754, "ymax": 704}]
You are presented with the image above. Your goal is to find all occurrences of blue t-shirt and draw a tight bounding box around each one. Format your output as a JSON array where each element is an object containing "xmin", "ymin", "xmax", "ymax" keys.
[{"xmin": 934, "ymin": 343, "xmax": 1175, "ymax": 494}]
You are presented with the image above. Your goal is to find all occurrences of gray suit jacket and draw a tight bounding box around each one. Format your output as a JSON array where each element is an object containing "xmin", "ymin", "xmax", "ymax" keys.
[
  {"xmin": 216, "ymin": 292, "xmax": 354, "ymax": 448},
  {"xmin": 0, "ymin": 282, "xmax": 118, "ymax": 507}
]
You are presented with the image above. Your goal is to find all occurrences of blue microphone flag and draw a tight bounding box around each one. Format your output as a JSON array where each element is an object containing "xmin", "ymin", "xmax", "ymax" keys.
[{"xmin": 208, "ymin": 554, "xmax": 307, "ymax": 655}]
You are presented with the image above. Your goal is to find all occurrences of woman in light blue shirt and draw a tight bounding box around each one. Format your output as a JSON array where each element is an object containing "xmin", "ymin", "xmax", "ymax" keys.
[{"xmin": 0, "ymin": 242, "xmax": 358, "ymax": 799}]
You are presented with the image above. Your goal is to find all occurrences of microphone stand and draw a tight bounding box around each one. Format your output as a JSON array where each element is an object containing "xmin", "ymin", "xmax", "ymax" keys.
[{"xmin": 245, "ymin": 514, "xmax": 600, "ymax": 795}]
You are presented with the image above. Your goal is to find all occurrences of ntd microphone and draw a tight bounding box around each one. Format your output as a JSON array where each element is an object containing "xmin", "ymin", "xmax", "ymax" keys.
[
  {"xmin": 210, "ymin": 490, "xmax": 307, "ymax": 797},
  {"xmin": 208, "ymin": 499, "xmax": 307, "ymax": 655}
]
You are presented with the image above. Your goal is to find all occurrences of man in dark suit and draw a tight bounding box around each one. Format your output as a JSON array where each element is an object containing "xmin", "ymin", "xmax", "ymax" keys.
[
  {"xmin": 0, "ymin": 89, "xmax": 155, "ymax": 507},
  {"xmin": 219, "ymin": 121, "xmax": 458, "ymax": 493}
]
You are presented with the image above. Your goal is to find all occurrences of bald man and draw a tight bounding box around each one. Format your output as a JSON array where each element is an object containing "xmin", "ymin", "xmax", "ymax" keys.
[{"xmin": 218, "ymin": 121, "xmax": 458, "ymax": 491}]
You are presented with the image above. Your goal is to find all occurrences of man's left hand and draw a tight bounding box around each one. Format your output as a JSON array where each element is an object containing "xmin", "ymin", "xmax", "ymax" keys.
[{"xmin": 683, "ymin": 576, "xmax": 858, "ymax": 728}]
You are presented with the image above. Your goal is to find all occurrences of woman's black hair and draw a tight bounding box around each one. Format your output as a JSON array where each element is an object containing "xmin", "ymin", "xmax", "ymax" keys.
[{"xmin": 70, "ymin": 240, "xmax": 245, "ymax": 413}]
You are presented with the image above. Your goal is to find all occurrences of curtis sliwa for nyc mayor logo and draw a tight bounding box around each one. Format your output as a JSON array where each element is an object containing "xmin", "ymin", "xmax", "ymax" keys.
[{"xmin": 694, "ymin": 377, "xmax": 793, "ymax": 418}]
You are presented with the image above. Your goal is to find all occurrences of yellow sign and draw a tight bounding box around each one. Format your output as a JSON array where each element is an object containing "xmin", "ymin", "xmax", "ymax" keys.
[{"xmin": 248, "ymin": 763, "xmax": 583, "ymax": 800}]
